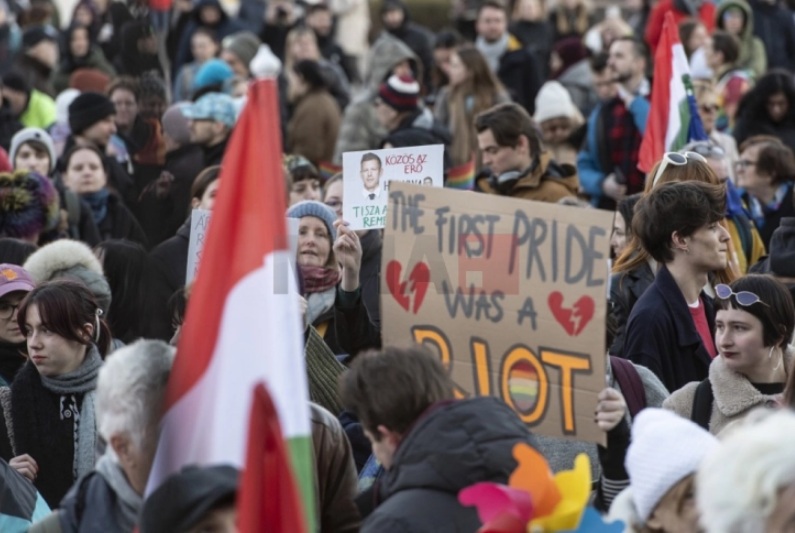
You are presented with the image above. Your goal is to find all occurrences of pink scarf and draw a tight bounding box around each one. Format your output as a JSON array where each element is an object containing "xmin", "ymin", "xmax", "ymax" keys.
[{"xmin": 300, "ymin": 265, "xmax": 341, "ymax": 295}]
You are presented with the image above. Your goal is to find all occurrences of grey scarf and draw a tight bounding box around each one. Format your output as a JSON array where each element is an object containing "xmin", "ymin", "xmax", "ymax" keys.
[
  {"xmin": 476, "ymin": 33, "xmax": 509, "ymax": 73},
  {"xmin": 40, "ymin": 347, "xmax": 102, "ymax": 480},
  {"xmin": 95, "ymin": 452, "xmax": 143, "ymax": 532},
  {"xmin": 306, "ymin": 288, "xmax": 336, "ymax": 326}
]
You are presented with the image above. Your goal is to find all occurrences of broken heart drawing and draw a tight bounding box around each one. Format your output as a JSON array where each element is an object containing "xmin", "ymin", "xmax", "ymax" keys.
[
  {"xmin": 547, "ymin": 292, "xmax": 595, "ymax": 336},
  {"xmin": 386, "ymin": 260, "xmax": 431, "ymax": 314}
]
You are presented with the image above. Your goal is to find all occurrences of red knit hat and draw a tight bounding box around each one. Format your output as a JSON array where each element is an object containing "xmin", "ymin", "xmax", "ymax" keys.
[{"xmin": 378, "ymin": 74, "xmax": 420, "ymax": 112}]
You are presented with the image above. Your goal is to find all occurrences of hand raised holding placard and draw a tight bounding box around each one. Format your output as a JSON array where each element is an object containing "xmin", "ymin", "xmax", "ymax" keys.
[{"xmin": 333, "ymin": 220, "xmax": 362, "ymax": 291}]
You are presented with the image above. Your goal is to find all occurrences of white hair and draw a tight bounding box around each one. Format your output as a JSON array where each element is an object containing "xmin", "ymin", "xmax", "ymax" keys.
[
  {"xmin": 96, "ymin": 340, "xmax": 175, "ymax": 452},
  {"xmin": 698, "ymin": 409, "xmax": 795, "ymax": 533}
]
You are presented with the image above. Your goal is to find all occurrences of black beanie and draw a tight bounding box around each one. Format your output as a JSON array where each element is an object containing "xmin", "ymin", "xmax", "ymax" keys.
[
  {"xmin": 21, "ymin": 25, "xmax": 58, "ymax": 50},
  {"xmin": 1, "ymin": 71, "xmax": 31, "ymax": 96},
  {"xmin": 68, "ymin": 92, "xmax": 116, "ymax": 134}
]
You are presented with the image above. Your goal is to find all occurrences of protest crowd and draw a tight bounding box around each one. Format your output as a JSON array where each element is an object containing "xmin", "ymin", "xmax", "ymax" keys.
[{"xmin": 3, "ymin": 0, "xmax": 795, "ymax": 529}]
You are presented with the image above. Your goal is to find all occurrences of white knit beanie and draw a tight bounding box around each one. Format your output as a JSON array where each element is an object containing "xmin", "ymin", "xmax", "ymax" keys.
[
  {"xmin": 626, "ymin": 408, "xmax": 718, "ymax": 522},
  {"xmin": 533, "ymin": 81, "xmax": 579, "ymax": 124}
]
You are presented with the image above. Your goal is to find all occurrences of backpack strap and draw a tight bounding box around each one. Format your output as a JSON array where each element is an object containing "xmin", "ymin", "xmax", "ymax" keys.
[
  {"xmin": 690, "ymin": 378, "xmax": 714, "ymax": 430},
  {"xmin": 610, "ymin": 356, "xmax": 647, "ymax": 418}
]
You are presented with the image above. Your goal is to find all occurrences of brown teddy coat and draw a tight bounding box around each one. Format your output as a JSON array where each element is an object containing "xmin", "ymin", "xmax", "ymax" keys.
[{"xmin": 663, "ymin": 347, "xmax": 793, "ymax": 435}]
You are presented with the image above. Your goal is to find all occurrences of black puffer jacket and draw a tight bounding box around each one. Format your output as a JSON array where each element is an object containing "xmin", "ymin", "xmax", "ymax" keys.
[{"xmin": 362, "ymin": 397, "xmax": 538, "ymax": 533}]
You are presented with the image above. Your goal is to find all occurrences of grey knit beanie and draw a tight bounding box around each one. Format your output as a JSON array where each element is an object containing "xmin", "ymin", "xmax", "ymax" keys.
[{"xmin": 287, "ymin": 201, "xmax": 337, "ymax": 241}]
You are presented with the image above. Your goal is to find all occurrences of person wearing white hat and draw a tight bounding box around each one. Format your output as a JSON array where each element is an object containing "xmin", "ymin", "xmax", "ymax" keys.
[
  {"xmin": 533, "ymin": 80, "xmax": 584, "ymax": 167},
  {"xmin": 697, "ymin": 409, "xmax": 795, "ymax": 533},
  {"xmin": 608, "ymin": 408, "xmax": 718, "ymax": 532}
]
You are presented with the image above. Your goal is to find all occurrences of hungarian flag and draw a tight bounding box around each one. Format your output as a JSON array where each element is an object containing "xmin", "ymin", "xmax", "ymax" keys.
[
  {"xmin": 238, "ymin": 383, "xmax": 308, "ymax": 531},
  {"xmin": 146, "ymin": 79, "xmax": 315, "ymax": 531},
  {"xmin": 638, "ymin": 12, "xmax": 708, "ymax": 173}
]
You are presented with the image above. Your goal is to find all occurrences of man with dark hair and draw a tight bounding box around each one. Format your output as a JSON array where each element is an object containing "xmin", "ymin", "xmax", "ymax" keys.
[
  {"xmin": 64, "ymin": 92, "xmax": 135, "ymax": 206},
  {"xmin": 140, "ymin": 465, "xmax": 239, "ymax": 533},
  {"xmin": 474, "ymin": 0, "xmax": 543, "ymax": 115},
  {"xmin": 474, "ymin": 101, "xmax": 578, "ymax": 202},
  {"xmin": 577, "ymin": 38, "xmax": 650, "ymax": 209},
  {"xmin": 623, "ymin": 179, "xmax": 731, "ymax": 392},
  {"xmin": 341, "ymin": 345, "xmax": 538, "ymax": 532}
]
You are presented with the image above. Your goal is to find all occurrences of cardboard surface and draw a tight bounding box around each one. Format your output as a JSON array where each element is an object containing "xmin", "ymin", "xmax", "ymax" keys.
[
  {"xmin": 342, "ymin": 144, "xmax": 443, "ymax": 230},
  {"xmin": 186, "ymin": 208, "xmax": 211, "ymax": 285},
  {"xmin": 381, "ymin": 183, "xmax": 612, "ymax": 444}
]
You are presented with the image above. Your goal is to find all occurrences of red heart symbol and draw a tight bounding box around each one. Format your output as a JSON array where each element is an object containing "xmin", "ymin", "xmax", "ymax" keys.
[
  {"xmin": 547, "ymin": 292, "xmax": 595, "ymax": 336},
  {"xmin": 386, "ymin": 260, "xmax": 430, "ymax": 314}
]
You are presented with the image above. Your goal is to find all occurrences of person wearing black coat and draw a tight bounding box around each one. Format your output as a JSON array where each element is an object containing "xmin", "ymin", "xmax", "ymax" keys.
[
  {"xmin": 608, "ymin": 262, "xmax": 655, "ymax": 356},
  {"xmin": 622, "ymin": 181, "xmax": 731, "ymax": 393},
  {"xmin": 174, "ymin": 0, "xmax": 244, "ymax": 76},
  {"xmin": 475, "ymin": 1, "xmax": 544, "ymax": 115},
  {"xmin": 150, "ymin": 218, "xmax": 191, "ymax": 300},
  {"xmin": 340, "ymin": 347, "xmax": 539, "ymax": 532},
  {"xmin": 61, "ymin": 144, "xmax": 147, "ymax": 247},
  {"xmin": 380, "ymin": 0, "xmax": 435, "ymax": 92},
  {"xmin": 135, "ymin": 104, "xmax": 205, "ymax": 247},
  {"xmin": 748, "ymin": 0, "xmax": 795, "ymax": 72}
]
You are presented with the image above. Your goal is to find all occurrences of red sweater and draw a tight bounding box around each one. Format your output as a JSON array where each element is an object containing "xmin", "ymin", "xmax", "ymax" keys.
[{"xmin": 645, "ymin": 0, "xmax": 716, "ymax": 56}]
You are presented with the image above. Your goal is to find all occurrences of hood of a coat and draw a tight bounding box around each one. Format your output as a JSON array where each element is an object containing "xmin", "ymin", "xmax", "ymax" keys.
[
  {"xmin": 362, "ymin": 33, "xmax": 418, "ymax": 93},
  {"xmin": 717, "ymin": 0, "xmax": 756, "ymax": 44},
  {"xmin": 377, "ymin": 397, "xmax": 538, "ymax": 501}
]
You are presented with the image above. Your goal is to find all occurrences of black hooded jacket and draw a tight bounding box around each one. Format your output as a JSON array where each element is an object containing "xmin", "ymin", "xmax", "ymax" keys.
[
  {"xmin": 362, "ymin": 397, "xmax": 539, "ymax": 532},
  {"xmin": 382, "ymin": 0, "xmax": 434, "ymax": 91},
  {"xmin": 113, "ymin": 20, "xmax": 164, "ymax": 78}
]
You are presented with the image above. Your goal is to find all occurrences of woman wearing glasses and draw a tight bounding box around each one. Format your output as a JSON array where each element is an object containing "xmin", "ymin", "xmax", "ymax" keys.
[
  {"xmin": 734, "ymin": 135, "xmax": 795, "ymax": 249},
  {"xmin": 0, "ymin": 265, "xmax": 35, "ymax": 387},
  {"xmin": 664, "ymin": 274, "xmax": 793, "ymax": 435}
]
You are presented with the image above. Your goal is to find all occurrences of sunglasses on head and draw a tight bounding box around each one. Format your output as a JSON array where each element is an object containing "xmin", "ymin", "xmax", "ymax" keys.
[
  {"xmin": 652, "ymin": 151, "xmax": 708, "ymax": 187},
  {"xmin": 715, "ymin": 284, "xmax": 769, "ymax": 307}
]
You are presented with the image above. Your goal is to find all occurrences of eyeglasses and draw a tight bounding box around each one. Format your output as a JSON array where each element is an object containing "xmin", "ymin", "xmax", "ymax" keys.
[
  {"xmin": 715, "ymin": 284, "xmax": 769, "ymax": 307},
  {"xmin": 0, "ymin": 301, "xmax": 20, "ymax": 321},
  {"xmin": 733, "ymin": 159, "xmax": 757, "ymax": 170},
  {"xmin": 687, "ymin": 143, "xmax": 725, "ymax": 159},
  {"xmin": 699, "ymin": 104, "xmax": 719, "ymax": 114},
  {"xmin": 652, "ymin": 151, "xmax": 708, "ymax": 187}
]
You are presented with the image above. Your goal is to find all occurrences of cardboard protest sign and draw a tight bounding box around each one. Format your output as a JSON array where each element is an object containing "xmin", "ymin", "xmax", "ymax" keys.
[
  {"xmin": 382, "ymin": 183, "xmax": 613, "ymax": 445},
  {"xmin": 186, "ymin": 208, "xmax": 211, "ymax": 285},
  {"xmin": 342, "ymin": 144, "xmax": 444, "ymax": 230}
]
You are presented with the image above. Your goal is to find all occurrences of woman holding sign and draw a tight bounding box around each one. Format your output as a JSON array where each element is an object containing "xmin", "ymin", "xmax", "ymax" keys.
[{"xmin": 289, "ymin": 202, "xmax": 340, "ymax": 343}]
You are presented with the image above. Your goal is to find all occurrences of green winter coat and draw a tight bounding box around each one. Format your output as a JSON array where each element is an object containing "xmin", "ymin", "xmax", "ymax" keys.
[{"xmin": 716, "ymin": 0, "xmax": 767, "ymax": 79}]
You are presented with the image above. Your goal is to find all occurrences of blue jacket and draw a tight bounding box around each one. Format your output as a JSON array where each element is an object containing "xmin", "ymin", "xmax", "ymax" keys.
[
  {"xmin": 621, "ymin": 265, "xmax": 713, "ymax": 393},
  {"xmin": 577, "ymin": 97, "xmax": 650, "ymax": 205}
]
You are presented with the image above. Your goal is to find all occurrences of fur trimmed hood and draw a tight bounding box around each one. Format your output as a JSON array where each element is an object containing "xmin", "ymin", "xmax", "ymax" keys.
[{"xmin": 23, "ymin": 239, "xmax": 111, "ymax": 313}]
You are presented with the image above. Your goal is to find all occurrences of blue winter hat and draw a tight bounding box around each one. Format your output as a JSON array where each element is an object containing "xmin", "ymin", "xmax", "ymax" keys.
[
  {"xmin": 192, "ymin": 58, "xmax": 234, "ymax": 92},
  {"xmin": 287, "ymin": 200, "xmax": 337, "ymax": 241},
  {"xmin": 182, "ymin": 92, "xmax": 237, "ymax": 128}
]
